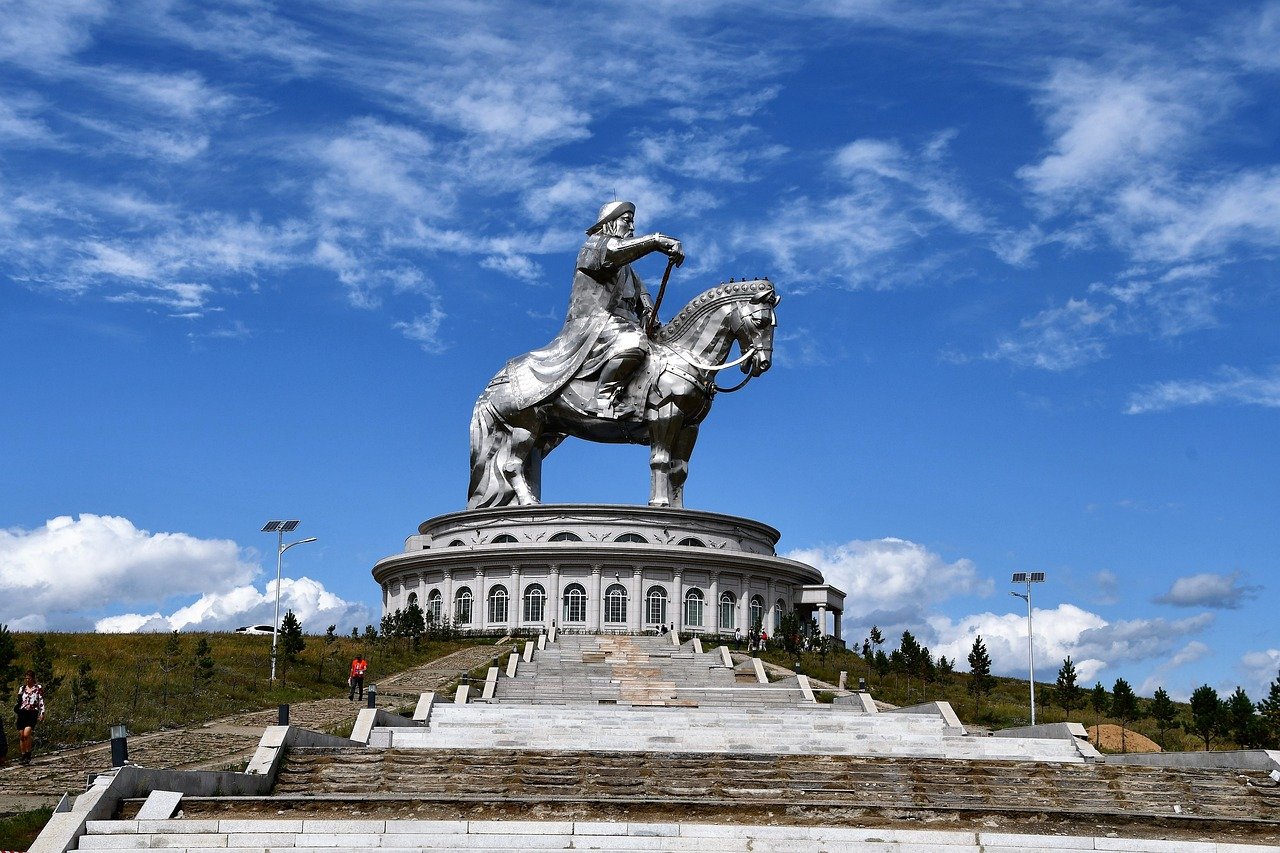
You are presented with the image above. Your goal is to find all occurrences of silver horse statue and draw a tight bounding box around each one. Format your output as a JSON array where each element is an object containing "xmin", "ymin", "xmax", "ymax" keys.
[{"xmin": 469, "ymin": 278, "xmax": 779, "ymax": 509}]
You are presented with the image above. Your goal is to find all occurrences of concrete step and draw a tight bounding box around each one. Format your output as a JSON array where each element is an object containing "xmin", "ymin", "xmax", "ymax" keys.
[{"xmin": 76, "ymin": 817, "xmax": 1269, "ymax": 852}]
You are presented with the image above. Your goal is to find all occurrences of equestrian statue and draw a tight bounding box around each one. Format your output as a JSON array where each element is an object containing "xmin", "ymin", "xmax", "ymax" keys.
[{"xmin": 468, "ymin": 201, "xmax": 778, "ymax": 509}]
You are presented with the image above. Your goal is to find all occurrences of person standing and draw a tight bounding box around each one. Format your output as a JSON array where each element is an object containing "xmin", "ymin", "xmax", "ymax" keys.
[
  {"xmin": 348, "ymin": 655, "xmax": 368, "ymax": 701},
  {"xmin": 15, "ymin": 670, "xmax": 44, "ymax": 765}
]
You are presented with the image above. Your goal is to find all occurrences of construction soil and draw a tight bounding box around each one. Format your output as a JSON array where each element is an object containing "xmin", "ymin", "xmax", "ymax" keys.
[{"xmin": 1088, "ymin": 723, "xmax": 1161, "ymax": 753}]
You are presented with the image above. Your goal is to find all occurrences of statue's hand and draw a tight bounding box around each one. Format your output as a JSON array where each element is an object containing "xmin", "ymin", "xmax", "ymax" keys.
[{"xmin": 657, "ymin": 234, "xmax": 684, "ymax": 266}]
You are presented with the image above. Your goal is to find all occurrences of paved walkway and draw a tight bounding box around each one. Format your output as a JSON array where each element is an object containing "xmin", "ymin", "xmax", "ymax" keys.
[{"xmin": 0, "ymin": 642, "xmax": 504, "ymax": 816}]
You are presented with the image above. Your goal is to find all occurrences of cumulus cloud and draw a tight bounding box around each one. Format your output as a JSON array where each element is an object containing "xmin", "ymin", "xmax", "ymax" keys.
[
  {"xmin": 1153, "ymin": 571, "xmax": 1261, "ymax": 609},
  {"xmin": 1125, "ymin": 365, "xmax": 1280, "ymax": 414},
  {"xmin": 0, "ymin": 514, "xmax": 258, "ymax": 627},
  {"xmin": 927, "ymin": 607, "xmax": 1215, "ymax": 684},
  {"xmin": 95, "ymin": 576, "xmax": 369, "ymax": 634},
  {"xmin": 785, "ymin": 538, "xmax": 993, "ymax": 631}
]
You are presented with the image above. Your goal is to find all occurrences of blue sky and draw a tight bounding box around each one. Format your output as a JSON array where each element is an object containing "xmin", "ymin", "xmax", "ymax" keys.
[{"xmin": 1, "ymin": 1, "xmax": 1277, "ymax": 702}]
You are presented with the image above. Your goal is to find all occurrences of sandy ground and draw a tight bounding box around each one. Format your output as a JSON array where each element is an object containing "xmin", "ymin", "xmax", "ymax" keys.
[{"xmin": 1088, "ymin": 723, "xmax": 1161, "ymax": 753}]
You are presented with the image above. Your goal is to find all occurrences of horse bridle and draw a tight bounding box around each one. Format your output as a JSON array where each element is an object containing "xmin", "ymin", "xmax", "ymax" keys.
[{"xmin": 676, "ymin": 299, "xmax": 774, "ymax": 393}]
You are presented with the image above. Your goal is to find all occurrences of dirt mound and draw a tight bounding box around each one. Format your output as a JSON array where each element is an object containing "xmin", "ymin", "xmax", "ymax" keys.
[{"xmin": 1087, "ymin": 723, "xmax": 1160, "ymax": 753}]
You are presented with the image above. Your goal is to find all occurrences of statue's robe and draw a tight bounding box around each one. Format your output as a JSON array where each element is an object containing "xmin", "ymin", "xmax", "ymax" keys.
[{"xmin": 500, "ymin": 234, "xmax": 653, "ymax": 410}]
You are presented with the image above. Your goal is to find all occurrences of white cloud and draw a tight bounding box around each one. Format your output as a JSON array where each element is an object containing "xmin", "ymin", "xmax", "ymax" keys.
[
  {"xmin": 95, "ymin": 576, "xmax": 369, "ymax": 634},
  {"xmin": 786, "ymin": 538, "xmax": 992, "ymax": 629},
  {"xmin": 393, "ymin": 302, "xmax": 448, "ymax": 354},
  {"xmin": 986, "ymin": 298, "xmax": 1116, "ymax": 370},
  {"xmin": 0, "ymin": 514, "xmax": 258, "ymax": 627},
  {"xmin": 928, "ymin": 607, "xmax": 1215, "ymax": 685},
  {"xmin": 1125, "ymin": 365, "xmax": 1280, "ymax": 414},
  {"xmin": 1137, "ymin": 640, "xmax": 1212, "ymax": 697},
  {"xmin": 0, "ymin": 0, "xmax": 109, "ymax": 70},
  {"xmin": 1153, "ymin": 571, "xmax": 1262, "ymax": 609},
  {"xmin": 928, "ymin": 603, "xmax": 1109, "ymax": 681},
  {"xmin": 1240, "ymin": 648, "xmax": 1280, "ymax": 697},
  {"xmin": 1018, "ymin": 62, "xmax": 1213, "ymax": 202}
]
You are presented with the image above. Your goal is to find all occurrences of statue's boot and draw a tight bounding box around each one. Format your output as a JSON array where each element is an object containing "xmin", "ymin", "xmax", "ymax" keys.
[{"xmin": 595, "ymin": 352, "xmax": 642, "ymax": 419}]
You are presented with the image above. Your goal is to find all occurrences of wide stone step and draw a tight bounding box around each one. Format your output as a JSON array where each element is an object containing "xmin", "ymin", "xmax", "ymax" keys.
[
  {"xmin": 76, "ymin": 817, "xmax": 1278, "ymax": 852},
  {"xmin": 267, "ymin": 747, "xmax": 1278, "ymax": 825}
]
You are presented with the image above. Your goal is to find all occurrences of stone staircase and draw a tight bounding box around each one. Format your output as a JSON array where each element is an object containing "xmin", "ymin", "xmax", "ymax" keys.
[
  {"xmin": 383, "ymin": 702, "xmax": 1088, "ymax": 761},
  {"xmin": 494, "ymin": 634, "xmax": 807, "ymax": 706},
  {"xmin": 263, "ymin": 746, "xmax": 1279, "ymax": 822}
]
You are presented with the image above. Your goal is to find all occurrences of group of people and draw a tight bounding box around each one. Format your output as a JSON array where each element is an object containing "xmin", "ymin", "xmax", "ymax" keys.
[{"xmin": 1, "ymin": 670, "xmax": 47, "ymax": 767}]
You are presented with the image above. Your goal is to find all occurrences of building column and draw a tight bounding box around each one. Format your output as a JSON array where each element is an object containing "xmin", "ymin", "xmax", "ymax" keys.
[
  {"xmin": 765, "ymin": 579, "xmax": 776, "ymax": 634},
  {"xmin": 443, "ymin": 570, "xmax": 454, "ymax": 625},
  {"xmin": 549, "ymin": 566, "xmax": 561, "ymax": 628},
  {"xmin": 833, "ymin": 608, "xmax": 842, "ymax": 641},
  {"xmin": 589, "ymin": 565, "xmax": 602, "ymax": 631},
  {"xmin": 510, "ymin": 565, "xmax": 521, "ymax": 629},
  {"xmin": 629, "ymin": 567, "xmax": 642, "ymax": 633},
  {"xmin": 710, "ymin": 572, "xmax": 720, "ymax": 635},
  {"xmin": 674, "ymin": 571, "xmax": 684, "ymax": 633},
  {"xmin": 817, "ymin": 604, "xmax": 828, "ymax": 636},
  {"xmin": 475, "ymin": 568, "xmax": 485, "ymax": 629}
]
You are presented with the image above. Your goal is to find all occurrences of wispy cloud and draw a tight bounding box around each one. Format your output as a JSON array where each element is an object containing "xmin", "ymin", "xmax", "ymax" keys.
[
  {"xmin": 1125, "ymin": 364, "xmax": 1280, "ymax": 413},
  {"xmin": 986, "ymin": 298, "xmax": 1116, "ymax": 370}
]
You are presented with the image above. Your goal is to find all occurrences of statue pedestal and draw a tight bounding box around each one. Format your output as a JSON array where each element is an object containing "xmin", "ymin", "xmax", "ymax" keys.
[{"xmin": 372, "ymin": 504, "xmax": 844, "ymax": 639}]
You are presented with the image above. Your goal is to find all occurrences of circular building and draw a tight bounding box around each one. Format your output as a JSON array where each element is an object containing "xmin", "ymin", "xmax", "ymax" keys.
[{"xmin": 373, "ymin": 504, "xmax": 846, "ymax": 640}]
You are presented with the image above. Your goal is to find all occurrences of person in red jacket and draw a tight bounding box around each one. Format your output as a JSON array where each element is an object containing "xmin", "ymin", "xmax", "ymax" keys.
[{"xmin": 348, "ymin": 655, "xmax": 368, "ymax": 701}]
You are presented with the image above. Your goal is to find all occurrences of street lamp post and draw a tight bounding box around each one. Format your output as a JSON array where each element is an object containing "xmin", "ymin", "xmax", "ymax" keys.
[
  {"xmin": 1010, "ymin": 571, "xmax": 1046, "ymax": 725},
  {"xmin": 262, "ymin": 520, "xmax": 318, "ymax": 683}
]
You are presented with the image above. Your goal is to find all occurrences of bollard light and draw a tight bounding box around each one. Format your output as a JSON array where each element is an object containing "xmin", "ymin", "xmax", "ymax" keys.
[
  {"xmin": 858, "ymin": 677, "xmax": 868, "ymax": 692},
  {"xmin": 110, "ymin": 725, "xmax": 129, "ymax": 768},
  {"xmin": 278, "ymin": 704, "xmax": 289, "ymax": 726},
  {"xmin": 367, "ymin": 684, "xmax": 377, "ymax": 709}
]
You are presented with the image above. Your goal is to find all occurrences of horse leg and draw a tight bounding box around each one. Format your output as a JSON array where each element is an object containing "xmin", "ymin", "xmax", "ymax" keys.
[
  {"xmin": 647, "ymin": 403, "xmax": 682, "ymax": 508},
  {"xmin": 669, "ymin": 423, "xmax": 699, "ymax": 509}
]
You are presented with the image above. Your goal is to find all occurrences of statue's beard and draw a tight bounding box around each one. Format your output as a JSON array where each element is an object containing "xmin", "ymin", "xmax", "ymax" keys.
[{"xmin": 601, "ymin": 220, "xmax": 634, "ymax": 239}]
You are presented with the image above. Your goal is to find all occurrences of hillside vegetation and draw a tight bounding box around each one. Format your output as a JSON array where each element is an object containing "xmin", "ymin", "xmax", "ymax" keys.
[{"xmin": 0, "ymin": 624, "xmax": 488, "ymax": 754}]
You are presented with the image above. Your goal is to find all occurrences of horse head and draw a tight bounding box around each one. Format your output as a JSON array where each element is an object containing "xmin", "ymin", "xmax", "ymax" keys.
[{"xmin": 733, "ymin": 281, "xmax": 780, "ymax": 377}]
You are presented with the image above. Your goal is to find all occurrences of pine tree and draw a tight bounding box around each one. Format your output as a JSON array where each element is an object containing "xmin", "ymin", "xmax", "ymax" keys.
[
  {"xmin": 403, "ymin": 602, "xmax": 426, "ymax": 649},
  {"xmin": 966, "ymin": 635, "xmax": 995, "ymax": 717},
  {"xmin": 280, "ymin": 610, "xmax": 306, "ymax": 683},
  {"xmin": 1257, "ymin": 669, "xmax": 1280, "ymax": 748},
  {"xmin": 1225, "ymin": 686, "xmax": 1266, "ymax": 748},
  {"xmin": 1052, "ymin": 657, "xmax": 1083, "ymax": 721},
  {"xmin": 936, "ymin": 655, "xmax": 954, "ymax": 683},
  {"xmin": 1089, "ymin": 682, "xmax": 1109, "ymax": 746},
  {"xmin": 1189, "ymin": 684, "xmax": 1225, "ymax": 751},
  {"xmin": 30, "ymin": 634, "xmax": 64, "ymax": 696},
  {"xmin": 159, "ymin": 631, "xmax": 182, "ymax": 712},
  {"xmin": 1111, "ymin": 678, "xmax": 1140, "ymax": 753},
  {"xmin": 1148, "ymin": 687, "xmax": 1178, "ymax": 749},
  {"xmin": 191, "ymin": 638, "xmax": 215, "ymax": 691},
  {"xmin": 0, "ymin": 624, "xmax": 20, "ymax": 701},
  {"xmin": 68, "ymin": 660, "xmax": 98, "ymax": 723}
]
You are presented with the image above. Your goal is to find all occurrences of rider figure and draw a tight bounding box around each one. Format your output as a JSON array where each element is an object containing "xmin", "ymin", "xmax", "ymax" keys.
[
  {"xmin": 494, "ymin": 201, "xmax": 683, "ymax": 419},
  {"xmin": 575, "ymin": 202, "xmax": 683, "ymax": 417}
]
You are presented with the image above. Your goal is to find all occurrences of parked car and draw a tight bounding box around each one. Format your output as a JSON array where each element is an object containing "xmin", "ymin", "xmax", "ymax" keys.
[{"xmin": 235, "ymin": 624, "xmax": 277, "ymax": 635}]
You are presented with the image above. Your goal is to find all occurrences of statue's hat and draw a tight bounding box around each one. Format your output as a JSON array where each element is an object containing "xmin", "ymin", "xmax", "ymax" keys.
[{"xmin": 586, "ymin": 200, "xmax": 635, "ymax": 235}]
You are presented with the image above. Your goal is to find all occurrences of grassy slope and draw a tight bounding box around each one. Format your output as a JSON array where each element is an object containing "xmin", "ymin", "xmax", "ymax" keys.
[{"xmin": 2, "ymin": 632, "xmax": 490, "ymax": 753}]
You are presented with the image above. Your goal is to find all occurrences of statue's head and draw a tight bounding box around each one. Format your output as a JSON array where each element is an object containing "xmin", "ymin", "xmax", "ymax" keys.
[{"xmin": 586, "ymin": 201, "xmax": 635, "ymax": 237}]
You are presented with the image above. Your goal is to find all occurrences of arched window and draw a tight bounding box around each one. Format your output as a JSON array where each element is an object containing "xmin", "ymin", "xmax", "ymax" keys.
[
  {"xmin": 407, "ymin": 591, "xmax": 419, "ymax": 608},
  {"xmin": 448, "ymin": 539, "xmax": 466, "ymax": 547},
  {"xmin": 550, "ymin": 531, "xmax": 581, "ymax": 542},
  {"xmin": 563, "ymin": 583, "xmax": 587, "ymax": 623},
  {"xmin": 678, "ymin": 537, "xmax": 706, "ymax": 547},
  {"xmin": 492, "ymin": 533, "xmax": 517, "ymax": 543},
  {"xmin": 488, "ymin": 585, "xmax": 509, "ymax": 623},
  {"xmin": 684, "ymin": 588, "xmax": 704, "ymax": 627},
  {"xmin": 604, "ymin": 583, "xmax": 628, "ymax": 624},
  {"xmin": 427, "ymin": 589, "xmax": 442, "ymax": 623},
  {"xmin": 455, "ymin": 587, "xmax": 473, "ymax": 624},
  {"xmin": 523, "ymin": 584, "xmax": 546, "ymax": 623},
  {"xmin": 749, "ymin": 595, "xmax": 765, "ymax": 631},
  {"xmin": 645, "ymin": 586, "xmax": 667, "ymax": 626},
  {"xmin": 719, "ymin": 591, "xmax": 736, "ymax": 630},
  {"xmin": 774, "ymin": 599, "xmax": 786, "ymax": 632},
  {"xmin": 616, "ymin": 532, "xmax": 647, "ymax": 543}
]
